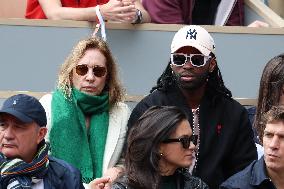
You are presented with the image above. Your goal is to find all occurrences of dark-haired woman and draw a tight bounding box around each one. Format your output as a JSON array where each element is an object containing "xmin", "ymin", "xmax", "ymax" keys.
[
  {"xmin": 253, "ymin": 53, "xmax": 284, "ymax": 144},
  {"xmin": 112, "ymin": 106, "xmax": 208, "ymax": 189}
]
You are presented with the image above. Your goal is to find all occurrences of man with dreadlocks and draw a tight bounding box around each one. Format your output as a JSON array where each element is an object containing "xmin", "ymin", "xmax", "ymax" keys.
[{"xmin": 127, "ymin": 25, "xmax": 257, "ymax": 189}]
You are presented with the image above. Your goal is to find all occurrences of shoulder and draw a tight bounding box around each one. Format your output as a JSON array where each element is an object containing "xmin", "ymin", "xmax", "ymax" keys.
[
  {"xmin": 220, "ymin": 96, "xmax": 244, "ymax": 109},
  {"xmin": 136, "ymin": 90, "xmax": 168, "ymax": 107},
  {"xmin": 39, "ymin": 93, "xmax": 52, "ymax": 106},
  {"xmin": 110, "ymin": 102, "xmax": 130, "ymax": 117},
  {"xmin": 179, "ymin": 170, "xmax": 209, "ymax": 189},
  {"xmin": 47, "ymin": 156, "xmax": 84, "ymax": 188},
  {"xmin": 215, "ymin": 96, "xmax": 248, "ymax": 116},
  {"xmin": 48, "ymin": 156, "xmax": 81, "ymax": 175},
  {"xmin": 112, "ymin": 102, "xmax": 130, "ymax": 112},
  {"xmin": 220, "ymin": 160, "xmax": 257, "ymax": 188}
]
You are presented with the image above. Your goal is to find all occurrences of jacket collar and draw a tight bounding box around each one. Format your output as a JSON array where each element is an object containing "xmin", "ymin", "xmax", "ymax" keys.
[
  {"xmin": 43, "ymin": 157, "xmax": 67, "ymax": 189},
  {"xmin": 250, "ymin": 156, "xmax": 272, "ymax": 186}
]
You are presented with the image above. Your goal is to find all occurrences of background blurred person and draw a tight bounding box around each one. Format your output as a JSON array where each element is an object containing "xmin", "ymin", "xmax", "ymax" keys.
[
  {"xmin": 26, "ymin": 0, "xmax": 150, "ymax": 24},
  {"xmin": 141, "ymin": 0, "xmax": 244, "ymax": 25},
  {"xmin": 252, "ymin": 53, "xmax": 284, "ymax": 144}
]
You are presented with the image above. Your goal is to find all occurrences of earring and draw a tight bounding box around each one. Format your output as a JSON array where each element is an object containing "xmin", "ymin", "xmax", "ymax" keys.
[{"xmin": 160, "ymin": 153, "xmax": 163, "ymax": 156}]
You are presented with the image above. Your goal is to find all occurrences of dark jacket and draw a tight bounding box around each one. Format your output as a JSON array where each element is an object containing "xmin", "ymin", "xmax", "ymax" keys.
[
  {"xmin": 128, "ymin": 87, "xmax": 257, "ymax": 189},
  {"xmin": 220, "ymin": 157, "xmax": 276, "ymax": 188},
  {"xmin": 44, "ymin": 156, "xmax": 85, "ymax": 189},
  {"xmin": 112, "ymin": 169, "xmax": 209, "ymax": 189}
]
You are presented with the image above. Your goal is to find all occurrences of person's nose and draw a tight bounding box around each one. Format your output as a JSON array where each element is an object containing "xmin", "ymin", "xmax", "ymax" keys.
[
  {"xmin": 85, "ymin": 68, "xmax": 95, "ymax": 82},
  {"xmin": 189, "ymin": 141, "xmax": 196, "ymax": 151},
  {"xmin": 182, "ymin": 59, "xmax": 194, "ymax": 69},
  {"xmin": 3, "ymin": 126, "xmax": 15, "ymax": 140},
  {"xmin": 269, "ymin": 135, "xmax": 280, "ymax": 150}
]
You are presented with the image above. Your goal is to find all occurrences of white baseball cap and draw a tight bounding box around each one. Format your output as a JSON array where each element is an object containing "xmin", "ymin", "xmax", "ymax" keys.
[{"xmin": 171, "ymin": 25, "xmax": 216, "ymax": 56}]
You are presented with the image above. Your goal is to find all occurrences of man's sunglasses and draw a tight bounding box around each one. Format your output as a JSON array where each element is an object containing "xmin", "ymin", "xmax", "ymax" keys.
[
  {"xmin": 171, "ymin": 53, "xmax": 211, "ymax": 67},
  {"xmin": 75, "ymin": 64, "xmax": 107, "ymax": 77},
  {"xmin": 163, "ymin": 135, "xmax": 198, "ymax": 149}
]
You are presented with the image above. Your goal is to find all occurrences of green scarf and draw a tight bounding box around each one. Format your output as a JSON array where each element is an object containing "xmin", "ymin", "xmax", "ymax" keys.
[{"xmin": 50, "ymin": 88, "xmax": 109, "ymax": 183}]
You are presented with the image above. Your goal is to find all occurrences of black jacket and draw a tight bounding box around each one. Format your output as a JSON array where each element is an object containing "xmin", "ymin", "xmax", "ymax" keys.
[
  {"xmin": 127, "ymin": 87, "xmax": 257, "ymax": 189},
  {"xmin": 112, "ymin": 169, "xmax": 208, "ymax": 189}
]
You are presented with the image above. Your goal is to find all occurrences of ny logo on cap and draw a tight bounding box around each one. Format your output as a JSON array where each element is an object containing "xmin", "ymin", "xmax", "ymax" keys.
[
  {"xmin": 13, "ymin": 100, "xmax": 17, "ymax": 105},
  {"xmin": 186, "ymin": 29, "xmax": 197, "ymax": 40}
]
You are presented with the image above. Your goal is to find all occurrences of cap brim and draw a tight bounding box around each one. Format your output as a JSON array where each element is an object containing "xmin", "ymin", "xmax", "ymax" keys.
[
  {"xmin": 171, "ymin": 42, "xmax": 211, "ymax": 56},
  {"xmin": 0, "ymin": 109, "xmax": 33, "ymax": 123}
]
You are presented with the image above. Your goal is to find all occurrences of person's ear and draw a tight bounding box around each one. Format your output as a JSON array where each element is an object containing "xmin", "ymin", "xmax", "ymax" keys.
[
  {"xmin": 209, "ymin": 58, "xmax": 216, "ymax": 73},
  {"xmin": 37, "ymin": 127, "xmax": 47, "ymax": 144},
  {"xmin": 159, "ymin": 144, "xmax": 165, "ymax": 156}
]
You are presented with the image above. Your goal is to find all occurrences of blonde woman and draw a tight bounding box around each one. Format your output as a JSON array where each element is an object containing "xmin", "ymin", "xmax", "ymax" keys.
[{"xmin": 40, "ymin": 37, "xmax": 130, "ymax": 189}]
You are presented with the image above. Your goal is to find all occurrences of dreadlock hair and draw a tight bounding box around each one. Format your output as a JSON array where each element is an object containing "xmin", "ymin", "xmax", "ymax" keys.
[
  {"xmin": 254, "ymin": 53, "xmax": 284, "ymax": 144},
  {"xmin": 150, "ymin": 53, "xmax": 232, "ymax": 98}
]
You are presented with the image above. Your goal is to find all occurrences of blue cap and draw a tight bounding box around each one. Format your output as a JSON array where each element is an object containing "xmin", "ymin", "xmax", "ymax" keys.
[{"xmin": 0, "ymin": 94, "xmax": 47, "ymax": 127}]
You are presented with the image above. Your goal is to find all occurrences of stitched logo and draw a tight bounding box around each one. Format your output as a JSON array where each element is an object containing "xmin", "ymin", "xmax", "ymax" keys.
[
  {"xmin": 217, "ymin": 124, "xmax": 222, "ymax": 135},
  {"xmin": 186, "ymin": 29, "xmax": 197, "ymax": 40}
]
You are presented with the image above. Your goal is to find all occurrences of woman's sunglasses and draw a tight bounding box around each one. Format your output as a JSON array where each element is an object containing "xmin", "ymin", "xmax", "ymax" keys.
[
  {"xmin": 163, "ymin": 135, "xmax": 198, "ymax": 149},
  {"xmin": 75, "ymin": 64, "xmax": 107, "ymax": 77},
  {"xmin": 171, "ymin": 53, "xmax": 211, "ymax": 67}
]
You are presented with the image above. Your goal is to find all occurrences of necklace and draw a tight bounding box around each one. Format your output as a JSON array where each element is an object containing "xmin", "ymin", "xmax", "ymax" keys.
[{"xmin": 189, "ymin": 106, "xmax": 200, "ymax": 173}]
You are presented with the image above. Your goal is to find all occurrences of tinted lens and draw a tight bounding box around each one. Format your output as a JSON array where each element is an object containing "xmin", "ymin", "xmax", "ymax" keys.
[
  {"xmin": 76, "ymin": 65, "xmax": 88, "ymax": 76},
  {"xmin": 191, "ymin": 55, "xmax": 205, "ymax": 67},
  {"xmin": 180, "ymin": 137, "xmax": 191, "ymax": 149},
  {"xmin": 75, "ymin": 65, "xmax": 106, "ymax": 77},
  {"xmin": 180, "ymin": 135, "xmax": 198, "ymax": 148},
  {"xmin": 172, "ymin": 54, "xmax": 186, "ymax": 66},
  {"xmin": 191, "ymin": 135, "xmax": 198, "ymax": 145},
  {"xmin": 93, "ymin": 66, "xmax": 106, "ymax": 77}
]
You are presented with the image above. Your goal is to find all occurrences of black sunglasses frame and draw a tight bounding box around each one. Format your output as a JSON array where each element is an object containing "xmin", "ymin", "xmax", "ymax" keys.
[
  {"xmin": 163, "ymin": 135, "xmax": 198, "ymax": 149},
  {"xmin": 75, "ymin": 64, "xmax": 107, "ymax": 77}
]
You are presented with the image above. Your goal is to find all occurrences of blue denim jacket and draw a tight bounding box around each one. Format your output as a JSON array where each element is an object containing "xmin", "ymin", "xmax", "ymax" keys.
[{"xmin": 220, "ymin": 156, "xmax": 276, "ymax": 189}]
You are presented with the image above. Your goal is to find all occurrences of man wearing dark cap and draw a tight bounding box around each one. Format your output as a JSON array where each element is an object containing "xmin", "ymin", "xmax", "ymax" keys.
[{"xmin": 0, "ymin": 94, "xmax": 85, "ymax": 189}]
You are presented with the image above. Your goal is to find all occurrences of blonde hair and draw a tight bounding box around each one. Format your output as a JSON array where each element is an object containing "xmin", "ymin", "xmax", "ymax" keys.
[{"xmin": 57, "ymin": 37, "xmax": 124, "ymax": 107}]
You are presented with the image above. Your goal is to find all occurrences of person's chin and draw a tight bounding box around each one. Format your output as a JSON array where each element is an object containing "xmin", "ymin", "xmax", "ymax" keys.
[
  {"xmin": 2, "ymin": 150, "xmax": 18, "ymax": 159},
  {"xmin": 179, "ymin": 81, "xmax": 198, "ymax": 90},
  {"xmin": 81, "ymin": 89, "xmax": 98, "ymax": 96},
  {"xmin": 181, "ymin": 159, "xmax": 193, "ymax": 167}
]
